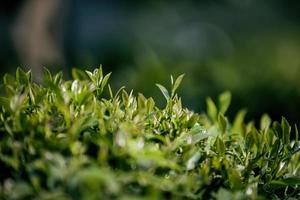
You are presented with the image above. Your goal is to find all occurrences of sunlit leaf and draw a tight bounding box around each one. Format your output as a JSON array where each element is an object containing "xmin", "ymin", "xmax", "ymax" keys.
[{"xmin": 156, "ymin": 83, "xmax": 170, "ymax": 101}]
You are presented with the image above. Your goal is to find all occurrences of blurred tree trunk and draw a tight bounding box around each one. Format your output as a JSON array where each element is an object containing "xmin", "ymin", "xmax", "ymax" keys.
[{"xmin": 12, "ymin": 0, "xmax": 68, "ymax": 82}]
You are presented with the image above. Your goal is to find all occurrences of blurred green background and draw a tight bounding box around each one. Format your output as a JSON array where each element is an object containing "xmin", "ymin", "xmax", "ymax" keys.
[{"xmin": 1, "ymin": 0, "xmax": 300, "ymax": 125}]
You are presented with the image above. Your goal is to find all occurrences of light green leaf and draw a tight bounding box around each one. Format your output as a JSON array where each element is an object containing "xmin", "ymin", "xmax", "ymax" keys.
[
  {"xmin": 218, "ymin": 114, "xmax": 227, "ymax": 134},
  {"xmin": 3, "ymin": 73, "xmax": 15, "ymax": 85},
  {"xmin": 171, "ymin": 74, "xmax": 184, "ymax": 97},
  {"xmin": 16, "ymin": 67, "xmax": 29, "ymax": 85},
  {"xmin": 206, "ymin": 97, "xmax": 217, "ymax": 122},
  {"xmin": 156, "ymin": 84, "xmax": 170, "ymax": 101},
  {"xmin": 85, "ymin": 70, "xmax": 95, "ymax": 82},
  {"xmin": 215, "ymin": 137, "xmax": 225, "ymax": 155},
  {"xmin": 260, "ymin": 114, "xmax": 271, "ymax": 130},
  {"xmin": 101, "ymin": 72, "xmax": 111, "ymax": 91},
  {"xmin": 218, "ymin": 91, "xmax": 231, "ymax": 114},
  {"xmin": 232, "ymin": 109, "xmax": 247, "ymax": 135},
  {"xmin": 186, "ymin": 151, "xmax": 201, "ymax": 170}
]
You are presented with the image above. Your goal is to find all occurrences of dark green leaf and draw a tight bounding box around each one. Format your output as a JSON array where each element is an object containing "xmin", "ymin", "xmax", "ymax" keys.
[
  {"xmin": 72, "ymin": 68, "xmax": 88, "ymax": 80},
  {"xmin": 281, "ymin": 117, "xmax": 291, "ymax": 145}
]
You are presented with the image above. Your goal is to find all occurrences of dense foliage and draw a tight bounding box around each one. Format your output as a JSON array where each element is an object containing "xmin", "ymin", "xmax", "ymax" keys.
[{"xmin": 0, "ymin": 67, "xmax": 299, "ymax": 199}]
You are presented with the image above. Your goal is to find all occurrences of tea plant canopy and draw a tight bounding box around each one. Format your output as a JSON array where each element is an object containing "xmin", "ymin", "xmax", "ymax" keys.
[{"xmin": 0, "ymin": 67, "xmax": 299, "ymax": 199}]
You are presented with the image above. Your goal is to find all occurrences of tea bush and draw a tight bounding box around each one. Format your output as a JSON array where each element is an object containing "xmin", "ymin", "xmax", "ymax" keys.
[{"xmin": 0, "ymin": 67, "xmax": 299, "ymax": 199}]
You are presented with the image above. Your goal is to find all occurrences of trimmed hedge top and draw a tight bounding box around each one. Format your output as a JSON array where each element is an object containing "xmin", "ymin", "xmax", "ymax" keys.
[{"xmin": 0, "ymin": 67, "xmax": 299, "ymax": 199}]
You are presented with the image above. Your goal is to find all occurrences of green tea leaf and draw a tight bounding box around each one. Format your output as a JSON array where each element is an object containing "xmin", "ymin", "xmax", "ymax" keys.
[
  {"xmin": 206, "ymin": 97, "xmax": 218, "ymax": 122},
  {"xmin": 0, "ymin": 96, "xmax": 10, "ymax": 108},
  {"xmin": 0, "ymin": 67, "xmax": 298, "ymax": 199},
  {"xmin": 72, "ymin": 68, "xmax": 88, "ymax": 80},
  {"xmin": 16, "ymin": 67, "xmax": 29, "ymax": 85},
  {"xmin": 171, "ymin": 74, "xmax": 184, "ymax": 97},
  {"xmin": 85, "ymin": 70, "xmax": 95, "ymax": 82},
  {"xmin": 281, "ymin": 117, "xmax": 291, "ymax": 145},
  {"xmin": 156, "ymin": 83, "xmax": 170, "ymax": 101},
  {"xmin": 101, "ymin": 72, "xmax": 111, "ymax": 91},
  {"xmin": 272, "ymin": 121, "xmax": 283, "ymax": 139},
  {"xmin": 232, "ymin": 109, "xmax": 247, "ymax": 136},
  {"xmin": 215, "ymin": 137, "xmax": 225, "ymax": 155},
  {"xmin": 260, "ymin": 114, "xmax": 271, "ymax": 130},
  {"xmin": 218, "ymin": 91, "xmax": 231, "ymax": 114},
  {"xmin": 218, "ymin": 114, "xmax": 227, "ymax": 134},
  {"xmin": 268, "ymin": 177, "xmax": 300, "ymax": 189},
  {"xmin": 186, "ymin": 151, "xmax": 201, "ymax": 170}
]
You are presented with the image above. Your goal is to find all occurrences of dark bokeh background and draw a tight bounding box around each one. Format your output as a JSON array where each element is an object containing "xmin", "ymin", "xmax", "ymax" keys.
[{"xmin": 1, "ymin": 0, "xmax": 300, "ymax": 126}]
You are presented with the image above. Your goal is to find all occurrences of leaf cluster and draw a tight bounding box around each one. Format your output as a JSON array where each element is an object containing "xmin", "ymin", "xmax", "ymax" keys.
[{"xmin": 0, "ymin": 67, "xmax": 299, "ymax": 199}]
